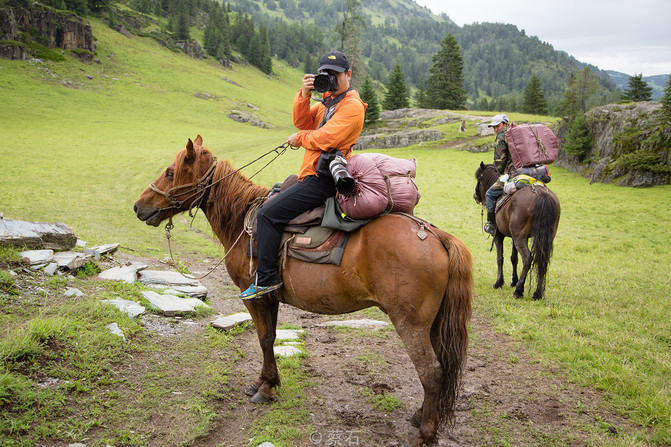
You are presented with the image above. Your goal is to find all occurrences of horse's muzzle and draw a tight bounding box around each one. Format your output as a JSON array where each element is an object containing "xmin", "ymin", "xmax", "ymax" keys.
[{"xmin": 133, "ymin": 201, "xmax": 162, "ymax": 227}]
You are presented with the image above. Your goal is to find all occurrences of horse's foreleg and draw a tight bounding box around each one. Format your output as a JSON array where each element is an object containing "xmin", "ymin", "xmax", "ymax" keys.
[
  {"xmin": 510, "ymin": 244, "xmax": 519, "ymax": 287},
  {"xmin": 513, "ymin": 237, "xmax": 531, "ymax": 298},
  {"xmin": 493, "ymin": 234, "xmax": 505, "ymax": 289},
  {"xmin": 243, "ymin": 295, "xmax": 281, "ymax": 403}
]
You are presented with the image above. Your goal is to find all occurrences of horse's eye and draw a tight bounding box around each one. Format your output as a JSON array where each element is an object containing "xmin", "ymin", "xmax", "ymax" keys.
[{"xmin": 165, "ymin": 169, "xmax": 174, "ymax": 179}]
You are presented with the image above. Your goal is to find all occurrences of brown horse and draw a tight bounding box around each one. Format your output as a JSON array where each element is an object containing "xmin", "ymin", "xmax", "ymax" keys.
[
  {"xmin": 474, "ymin": 162, "xmax": 560, "ymax": 300},
  {"xmin": 133, "ymin": 136, "xmax": 473, "ymax": 446}
]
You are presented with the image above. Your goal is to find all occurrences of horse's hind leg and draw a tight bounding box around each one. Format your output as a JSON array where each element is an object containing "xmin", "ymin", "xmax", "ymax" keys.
[
  {"xmin": 510, "ymin": 244, "xmax": 519, "ymax": 287},
  {"xmin": 388, "ymin": 314, "xmax": 442, "ymax": 446},
  {"xmin": 243, "ymin": 295, "xmax": 280, "ymax": 403},
  {"xmin": 493, "ymin": 234, "xmax": 505, "ymax": 289},
  {"xmin": 512, "ymin": 237, "xmax": 531, "ymax": 298}
]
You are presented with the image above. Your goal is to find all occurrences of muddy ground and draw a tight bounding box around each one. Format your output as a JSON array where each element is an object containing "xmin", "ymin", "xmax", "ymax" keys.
[{"xmin": 113, "ymin": 249, "xmax": 643, "ymax": 447}]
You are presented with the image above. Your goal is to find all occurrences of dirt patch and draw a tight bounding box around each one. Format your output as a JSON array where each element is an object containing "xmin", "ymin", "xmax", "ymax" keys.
[{"xmin": 125, "ymin": 251, "xmax": 642, "ymax": 447}]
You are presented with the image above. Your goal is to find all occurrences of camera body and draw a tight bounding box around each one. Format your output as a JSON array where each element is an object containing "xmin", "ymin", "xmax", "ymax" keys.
[
  {"xmin": 313, "ymin": 72, "xmax": 338, "ymax": 93},
  {"xmin": 315, "ymin": 150, "xmax": 355, "ymax": 195}
]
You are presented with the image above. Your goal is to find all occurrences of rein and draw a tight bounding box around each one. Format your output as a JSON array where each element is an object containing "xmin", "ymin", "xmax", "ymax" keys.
[{"xmin": 157, "ymin": 142, "xmax": 298, "ymax": 280}]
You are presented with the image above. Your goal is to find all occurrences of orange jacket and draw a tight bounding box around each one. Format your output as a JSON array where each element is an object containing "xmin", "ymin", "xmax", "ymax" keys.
[{"xmin": 292, "ymin": 88, "xmax": 367, "ymax": 180}]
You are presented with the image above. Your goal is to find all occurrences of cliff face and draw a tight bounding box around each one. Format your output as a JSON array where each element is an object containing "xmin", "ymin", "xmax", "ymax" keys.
[
  {"xmin": 0, "ymin": 4, "xmax": 95, "ymax": 60},
  {"xmin": 555, "ymin": 102, "xmax": 671, "ymax": 187}
]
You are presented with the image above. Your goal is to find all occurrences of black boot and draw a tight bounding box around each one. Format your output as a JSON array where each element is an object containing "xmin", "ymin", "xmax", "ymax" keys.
[{"xmin": 484, "ymin": 211, "xmax": 496, "ymax": 235}]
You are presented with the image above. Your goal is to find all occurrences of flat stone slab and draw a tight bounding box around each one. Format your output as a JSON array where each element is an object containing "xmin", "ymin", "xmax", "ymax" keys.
[
  {"xmin": 320, "ymin": 319, "xmax": 390, "ymax": 329},
  {"xmin": 275, "ymin": 329, "xmax": 304, "ymax": 341},
  {"xmin": 147, "ymin": 284, "xmax": 208, "ymax": 298},
  {"xmin": 20, "ymin": 249, "xmax": 54, "ymax": 265},
  {"xmin": 99, "ymin": 263, "xmax": 148, "ymax": 283},
  {"xmin": 53, "ymin": 251, "xmax": 93, "ymax": 270},
  {"xmin": 83, "ymin": 243, "xmax": 119, "ymax": 259},
  {"xmin": 211, "ymin": 312, "xmax": 252, "ymax": 330},
  {"xmin": 102, "ymin": 299, "xmax": 146, "ymax": 318},
  {"xmin": 141, "ymin": 290, "xmax": 210, "ymax": 316},
  {"xmin": 274, "ymin": 345, "xmax": 302, "ymax": 357},
  {"xmin": 0, "ymin": 217, "xmax": 77, "ymax": 250},
  {"xmin": 138, "ymin": 270, "xmax": 203, "ymax": 287}
]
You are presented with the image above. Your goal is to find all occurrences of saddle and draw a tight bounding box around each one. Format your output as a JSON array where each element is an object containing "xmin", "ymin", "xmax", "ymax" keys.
[{"xmin": 247, "ymin": 175, "xmax": 354, "ymax": 268}]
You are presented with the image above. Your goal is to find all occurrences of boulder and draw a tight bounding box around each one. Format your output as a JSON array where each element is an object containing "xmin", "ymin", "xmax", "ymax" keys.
[{"xmin": 2, "ymin": 218, "xmax": 77, "ymax": 250}]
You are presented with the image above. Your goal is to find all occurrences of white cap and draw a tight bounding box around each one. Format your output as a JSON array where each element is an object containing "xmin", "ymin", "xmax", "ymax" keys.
[{"xmin": 488, "ymin": 114, "xmax": 509, "ymax": 127}]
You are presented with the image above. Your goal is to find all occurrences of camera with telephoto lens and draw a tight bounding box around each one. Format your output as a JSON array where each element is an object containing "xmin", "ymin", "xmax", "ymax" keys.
[
  {"xmin": 315, "ymin": 150, "xmax": 355, "ymax": 195},
  {"xmin": 329, "ymin": 154, "xmax": 355, "ymax": 195},
  {"xmin": 313, "ymin": 72, "xmax": 338, "ymax": 93}
]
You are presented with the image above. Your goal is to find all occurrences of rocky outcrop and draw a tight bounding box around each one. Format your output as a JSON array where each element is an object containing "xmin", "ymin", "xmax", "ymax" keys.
[
  {"xmin": 556, "ymin": 102, "xmax": 670, "ymax": 186},
  {"xmin": 0, "ymin": 4, "xmax": 95, "ymax": 60}
]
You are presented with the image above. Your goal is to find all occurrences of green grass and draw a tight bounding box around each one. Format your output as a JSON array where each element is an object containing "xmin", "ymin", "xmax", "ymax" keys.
[{"xmin": 1, "ymin": 13, "xmax": 670, "ymax": 446}]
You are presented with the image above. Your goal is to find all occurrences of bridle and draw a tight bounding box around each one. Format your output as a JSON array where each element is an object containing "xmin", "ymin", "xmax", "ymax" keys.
[{"xmin": 148, "ymin": 158, "xmax": 219, "ymax": 218}]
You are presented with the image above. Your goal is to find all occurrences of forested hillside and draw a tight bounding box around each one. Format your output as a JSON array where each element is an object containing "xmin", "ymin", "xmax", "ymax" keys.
[{"xmin": 1, "ymin": 0, "xmax": 621, "ymax": 112}]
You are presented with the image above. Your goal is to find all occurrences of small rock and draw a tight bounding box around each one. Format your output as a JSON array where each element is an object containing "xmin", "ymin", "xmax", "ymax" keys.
[
  {"xmin": 101, "ymin": 299, "xmax": 146, "ymax": 318},
  {"xmin": 211, "ymin": 312, "xmax": 252, "ymax": 330},
  {"xmin": 107, "ymin": 322, "xmax": 125, "ymax": 340},
  {"xmin": 64, "ymin": 287, "xmax": 84, "ymax": 297},
  {"xmin": 274, "ymin": 346, "xmax": 302, "ymax": 357},
  {"xmin": 20, "ymin": 249, "xmax": 54, "ymax": 265}
]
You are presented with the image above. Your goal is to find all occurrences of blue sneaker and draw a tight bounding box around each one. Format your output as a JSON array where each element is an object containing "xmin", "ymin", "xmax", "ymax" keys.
[{"xmin": 239, "ymin": 282, "xmax": 282, "ymax": 300}]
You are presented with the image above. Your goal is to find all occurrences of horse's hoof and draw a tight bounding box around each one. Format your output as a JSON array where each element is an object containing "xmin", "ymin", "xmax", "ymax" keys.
[
  {"xmin": 513, "ymin": 293, "xmax": 524, "ymax": 299},
  {"xmin": 250, "ymin": 390, "xmax": 273, "ymax": 404},
  {"xmin": 532, "ymin": 293, "xmax": 543, "ymax": 300},
  {"xmin": 493, "ymin": 282, "xmax": 503, "ymax": 289},
  {"xmin": 244, "ymin": 384, "xmax": 258, "ymax": 397}
]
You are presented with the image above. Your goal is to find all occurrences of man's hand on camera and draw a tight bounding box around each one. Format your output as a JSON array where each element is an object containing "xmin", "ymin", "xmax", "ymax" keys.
[{"xmin": 301, "ymin": 74, "xmax": 315, "ymax": 98}]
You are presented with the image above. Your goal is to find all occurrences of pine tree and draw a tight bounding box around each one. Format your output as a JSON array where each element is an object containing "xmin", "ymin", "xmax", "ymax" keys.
[
  {"xmin": 415, "ymin": 76, "xmax": 429, "ymax": 108},
  {"xmin": 563, "ymin": 113, "xmax": 593, "ymax": 160},
  {"xmin": 359, "ymin": 76, "xmax": 380, "ymax": 124},
  {"xmin": 382, "ymin": 61, "xmax": 409, "ymax": 111},
  {"xmin": 521, "ymin": 74, "xmax": 548, "ymax": 115},
  {"xmin": 657, "ymin": 76, "xmax": 671, "ymax": 126},
  {"xmin": 426, "ymin": 33, "xmax": 467, "ymax": 110},
  {"xmin": 337, "ymin": 0, "xmax": 366, "ymax": 88},
  {"xmin": 622, "ymin": 74, "xmax": 653, "ymax": 102}
]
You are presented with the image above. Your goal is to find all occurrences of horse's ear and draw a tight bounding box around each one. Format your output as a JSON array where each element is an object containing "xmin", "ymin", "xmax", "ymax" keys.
[
  {"xmin": 185, "ymin": 138, "xmax": 195, "ymax": 162},
  {"xmin": 194, "ymin": 135, "xmax": 203, "ymax": 147},
  {"xmin": 480, "ymin": 161, "xmax": 485, "ymax": 169}
]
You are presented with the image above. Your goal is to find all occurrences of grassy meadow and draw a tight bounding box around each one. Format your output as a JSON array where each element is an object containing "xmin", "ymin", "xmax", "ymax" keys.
[{"xmin": 1, "ymin": 17, "xmax": 670, "ymax": 445}]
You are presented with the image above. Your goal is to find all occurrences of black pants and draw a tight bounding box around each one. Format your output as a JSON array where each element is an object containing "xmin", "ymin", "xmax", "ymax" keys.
[{"xmin": 256, "ymin": 174, "xmax": 336, "ymax": 286}]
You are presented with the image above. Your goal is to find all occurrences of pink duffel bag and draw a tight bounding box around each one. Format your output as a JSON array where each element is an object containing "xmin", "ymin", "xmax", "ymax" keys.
[{"xmin": 336, "ymin": 153, "xmax": 420, "ymax": 219}]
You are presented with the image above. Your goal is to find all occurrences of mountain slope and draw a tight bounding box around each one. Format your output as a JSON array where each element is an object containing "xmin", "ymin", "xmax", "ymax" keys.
[{"xmin": 606, "ymin": 70, "xmax": 669, "ymax": 100}]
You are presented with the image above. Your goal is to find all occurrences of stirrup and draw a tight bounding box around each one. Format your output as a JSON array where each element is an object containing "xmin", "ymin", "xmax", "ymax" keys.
[
  {"xmin": 484, "ymin": 222, "xmax": 496, "ymax": 236},
  {"xmin": 239, "ymin": 282, "xmax": 282, "ymax": 300}
]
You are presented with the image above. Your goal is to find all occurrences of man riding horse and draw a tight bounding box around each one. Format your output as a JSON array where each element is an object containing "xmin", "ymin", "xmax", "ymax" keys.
[{"xmin": 484, "ymin": 114, "xmax": 513, "ymax": 235}]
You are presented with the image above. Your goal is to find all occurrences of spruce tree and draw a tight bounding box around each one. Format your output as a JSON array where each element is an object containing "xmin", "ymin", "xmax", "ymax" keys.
[
  {"xmin": 521, "ymin": 74, "xmax": 548, "ymax": 115},
  {"xmin": 360, "ymin": 76, "xmax": 380, "ymax": 124},
  {"xmin": 426, "ymin": 33, "xmax": 467, "ymax": 110},
  {"xmin": 563, "ymin": 113, "xmax": 593, "ymax": 160},
  {"xmin": 415, "ymin": 76, "xmax": 429, "ymax": 108},
  {"xmin": 658, "ymin": 76, "xmax": 671, "ymax": 126},
  {"xmin": 382, "ymin": 61, "xmax": 409, "ymax": 111},
  {"xmin": 622, "ymin": 74, "xmax": 653, "ymax": 102}
]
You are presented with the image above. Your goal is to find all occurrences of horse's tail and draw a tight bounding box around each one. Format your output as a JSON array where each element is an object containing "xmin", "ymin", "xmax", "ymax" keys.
[
  {"xmin": 433, "ymin": 230, "xmax": 473, "ymax": 426},
  {"xmin": 530, "ymin": 190, "xmax": 559, "ymax": 299}
]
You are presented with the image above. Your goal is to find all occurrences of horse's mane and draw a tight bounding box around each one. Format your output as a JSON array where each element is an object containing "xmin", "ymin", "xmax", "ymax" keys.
[
  {"xmin": 209, "ymin": 160, "xmax": 270, "ymax": 240},
  {"xmin": 478, "ymin": 164, "xmax": 500, "ymax": 191}
]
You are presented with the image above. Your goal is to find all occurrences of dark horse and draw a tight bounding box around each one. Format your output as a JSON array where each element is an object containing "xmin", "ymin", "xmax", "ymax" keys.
[
  {"xmin": 134, "ymin": 136, "xmax": 473, "ymax": 446},
  {"xmin": 474, "ymin": 162, "xmax": 560, "ymax": 300}
]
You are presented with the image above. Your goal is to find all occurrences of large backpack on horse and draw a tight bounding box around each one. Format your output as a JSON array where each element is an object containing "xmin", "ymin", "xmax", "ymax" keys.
[{"xmin": 506, "ymin": 124, "xmax": 559, "ymax": 168}]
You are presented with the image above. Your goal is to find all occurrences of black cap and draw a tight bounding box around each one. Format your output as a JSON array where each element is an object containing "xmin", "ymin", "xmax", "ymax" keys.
[{"xmin": 318, "ymin": 51, "xmax": 350, "ymax": 73}]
